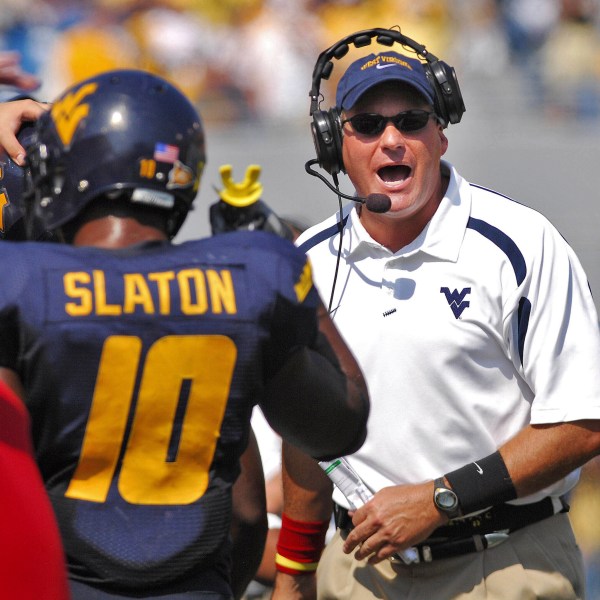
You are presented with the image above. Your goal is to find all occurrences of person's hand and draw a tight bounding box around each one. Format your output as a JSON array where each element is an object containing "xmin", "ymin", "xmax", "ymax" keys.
[
  {"xmin": 210, "ymin": 163, "xmax": 294, "ymax": 240},
  {"xmin": 342, "ymin": 481, "xmax": 446, "ymax": 564},
  {"xmin": 209, "ymin": 198, "xmax": 294, "ymax": 240},
  {"xmin": 0, "ymin": 99, "xmax": 49, "ymax": 165},
  {"xmin": 0, "ymin": 51, "xmax": 40, "ymax": 90},
  {"xmin": 272, "ymin": 571, "xmax": 316, "ymax": 600}
]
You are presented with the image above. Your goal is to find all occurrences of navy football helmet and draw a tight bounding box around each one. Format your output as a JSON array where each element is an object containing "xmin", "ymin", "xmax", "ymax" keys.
[{"xmin": 24, "ymin": 69, "xmax": 206, "ymax": 239}]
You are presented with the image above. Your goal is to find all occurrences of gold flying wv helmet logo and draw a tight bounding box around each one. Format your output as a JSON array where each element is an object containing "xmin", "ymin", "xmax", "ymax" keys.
[{"xmin": 51, "ymin": 82, "xmax": 98, "ymax": 148}]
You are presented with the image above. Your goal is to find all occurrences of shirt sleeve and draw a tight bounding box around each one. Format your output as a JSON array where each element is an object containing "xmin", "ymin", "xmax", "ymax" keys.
[
  {"xmin": 262, "ymin": 248, "xmax": 321, "ymax": 379},
  {"xmin": 516, "ymin": 223, "xmax": 600, "ymax": 423}
]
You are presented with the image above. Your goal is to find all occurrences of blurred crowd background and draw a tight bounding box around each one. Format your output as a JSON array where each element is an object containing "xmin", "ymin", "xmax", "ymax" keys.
[
  {"xmin": 1, "ymin": 0, "xmax": 600, "ymax": 595},
  {"xmin": 2, "ymin": 0, "xmax": 600, "ymax": 123}
]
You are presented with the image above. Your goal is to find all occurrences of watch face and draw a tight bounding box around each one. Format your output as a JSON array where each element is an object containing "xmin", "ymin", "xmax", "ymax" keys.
[
  {"xmin": 433, "ymin": 478, "xmax": 459, "ymax": 517},
  {"xmin": 437, "ymin": 490, "xmax": 457, "ymax": 509}
]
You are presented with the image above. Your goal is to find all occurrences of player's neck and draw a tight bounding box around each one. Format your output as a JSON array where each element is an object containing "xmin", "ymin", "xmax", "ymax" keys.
[{"xmin": 71, "ymin": 216, "xmax": 168, "ymax": 249}]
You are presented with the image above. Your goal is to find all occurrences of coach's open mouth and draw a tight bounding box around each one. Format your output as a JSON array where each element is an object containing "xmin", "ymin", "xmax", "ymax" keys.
[{"xmin": 378, "ymin": 165, "xmax": 411, "ymax": 183}]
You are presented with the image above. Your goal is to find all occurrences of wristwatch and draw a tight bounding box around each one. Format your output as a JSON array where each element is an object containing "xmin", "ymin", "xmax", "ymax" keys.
[{"xmin": 433, "ymin": 477, "xmax": 461, "ymax": 519}]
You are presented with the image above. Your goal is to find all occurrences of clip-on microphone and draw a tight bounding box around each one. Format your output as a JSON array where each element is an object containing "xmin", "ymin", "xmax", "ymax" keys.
[{"xmin": 305, "ymin": 159, "xmax": 391, "ymax": 214}]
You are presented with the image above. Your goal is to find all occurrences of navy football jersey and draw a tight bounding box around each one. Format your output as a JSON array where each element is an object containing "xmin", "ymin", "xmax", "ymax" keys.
[{"xmin": 0, "ymin": 230, "xmax": 320, "ymax": 595}]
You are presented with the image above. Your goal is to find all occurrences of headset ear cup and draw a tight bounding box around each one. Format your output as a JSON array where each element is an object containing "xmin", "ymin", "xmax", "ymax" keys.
[
  {"xmin": 442, "ymin": 62, "xmax": 466, "ymax": 124},
  {"xmin": 423, "ymin": 64, "xmax": 447, "ymax": 126},
  {"xmin": 424, "ymin": 60, "xmax": 465, "ymax": 126},
  {"xmin": 311, "ymin": 108, "xmax": 345, "ymax": 175}
]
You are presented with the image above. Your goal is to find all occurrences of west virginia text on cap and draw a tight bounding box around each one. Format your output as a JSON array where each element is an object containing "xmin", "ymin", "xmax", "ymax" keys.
[{"xmin": 336, "ymin": 51, "xmax": 435, "ymax": 110}]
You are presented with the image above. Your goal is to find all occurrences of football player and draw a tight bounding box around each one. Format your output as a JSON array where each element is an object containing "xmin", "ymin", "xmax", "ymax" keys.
[{"xmin": 0, "ymin": 69, "xmax": 369, "ymax": 599}]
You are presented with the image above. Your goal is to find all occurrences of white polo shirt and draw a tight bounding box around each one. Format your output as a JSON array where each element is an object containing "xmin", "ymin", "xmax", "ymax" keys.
[{"xmin": 297, "ymin": 161, "xmax": 600, "ymax": 508}]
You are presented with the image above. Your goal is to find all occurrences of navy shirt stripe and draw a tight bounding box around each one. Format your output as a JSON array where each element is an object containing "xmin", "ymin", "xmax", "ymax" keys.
[
  {"xmin": 467, "ymin": 216, "xmax": 529, "ymax": 364},
  {"xmin": 518, "ymin": 297, "xmax": 532, "ymax": 366},
  {"xmin": 467, "ymin": 217, "xmax": 527, "ymax": 286},
  {"xmin": 297, "ymin": 216, "xmax": 349, "ymax": 255}
]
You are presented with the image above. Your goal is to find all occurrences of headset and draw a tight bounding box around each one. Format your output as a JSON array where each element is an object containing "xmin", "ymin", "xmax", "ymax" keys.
[{"xmin": 309, "ymin": 27, "xmax": 466, "ymax": 176}]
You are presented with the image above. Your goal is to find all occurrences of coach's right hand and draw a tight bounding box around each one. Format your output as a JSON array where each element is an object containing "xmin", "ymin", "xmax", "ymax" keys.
[{"xmin": 342, "ymin": 481, "xmax": 446, "ymax": 563}]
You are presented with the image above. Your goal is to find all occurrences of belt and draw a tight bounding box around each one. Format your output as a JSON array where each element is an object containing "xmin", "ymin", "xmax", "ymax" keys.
[{"xmin": 334, "ymin": 495, "xmax": 569, "ymax": 564}]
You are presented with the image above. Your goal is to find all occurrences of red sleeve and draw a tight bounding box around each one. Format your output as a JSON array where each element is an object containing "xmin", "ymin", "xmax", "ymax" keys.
[{"xmin": 0, "ymin": 381, "xmax": 70, "ymax": 599}]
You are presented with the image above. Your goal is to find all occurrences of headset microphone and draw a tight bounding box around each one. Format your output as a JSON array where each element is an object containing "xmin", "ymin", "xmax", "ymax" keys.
[{"xmin": 305, "ymin": 159, "xmax": 391, "ymax": 213}]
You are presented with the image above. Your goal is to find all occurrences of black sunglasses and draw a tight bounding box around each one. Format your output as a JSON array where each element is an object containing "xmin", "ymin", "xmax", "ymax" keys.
[{"xmin": 342, "ymin": 110, "xmax": 436, "ymax": 136}]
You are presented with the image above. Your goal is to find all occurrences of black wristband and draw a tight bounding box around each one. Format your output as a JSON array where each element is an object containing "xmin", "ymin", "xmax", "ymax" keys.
[{"xmin": 445, "ymin": 451, "xmax": 517, "ymax": 515}]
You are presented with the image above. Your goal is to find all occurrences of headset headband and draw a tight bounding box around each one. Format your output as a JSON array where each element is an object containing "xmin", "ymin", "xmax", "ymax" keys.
[{"xmin": 310, "ymin": 28, "xmax": 441, "ymax": 116}]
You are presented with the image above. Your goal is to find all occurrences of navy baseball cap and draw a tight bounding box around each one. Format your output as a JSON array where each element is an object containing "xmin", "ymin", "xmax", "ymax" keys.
[{"xmin": 336, "ymin": 51, "xmax": 435, "ymax": 110}]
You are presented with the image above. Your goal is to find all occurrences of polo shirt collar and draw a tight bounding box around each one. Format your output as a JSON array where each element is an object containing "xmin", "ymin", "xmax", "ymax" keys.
[{"xmin": 345, "ymin": 161, "xmax": 471, "ymax": 262}]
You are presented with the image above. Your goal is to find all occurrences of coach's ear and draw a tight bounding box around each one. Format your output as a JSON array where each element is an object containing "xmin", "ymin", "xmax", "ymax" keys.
[{"xmin": 438, "ymin": 123, "xmax": 448, "ymax": 156}]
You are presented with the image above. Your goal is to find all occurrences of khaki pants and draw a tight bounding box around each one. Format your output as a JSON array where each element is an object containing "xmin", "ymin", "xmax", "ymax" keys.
[{"xmin": 316, "ymin": 513, "xmax": 585, "ymax": 599}]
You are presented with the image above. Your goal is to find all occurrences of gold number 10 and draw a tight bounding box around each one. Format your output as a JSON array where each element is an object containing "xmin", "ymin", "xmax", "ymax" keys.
[{"xmin": 65, "ymin": 334, "xmax": 237, "ymax": 506}]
